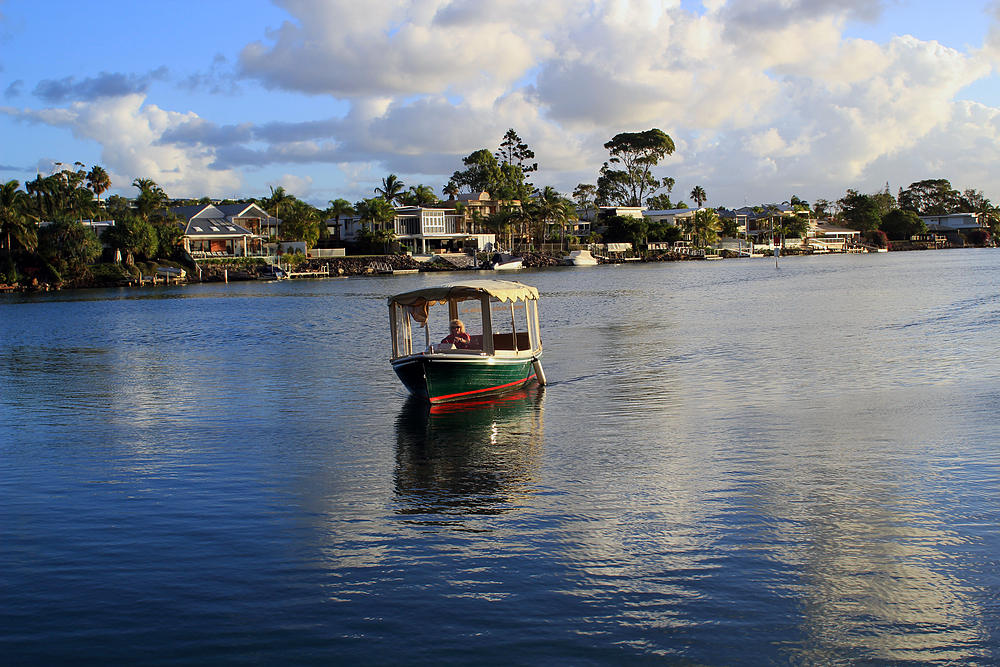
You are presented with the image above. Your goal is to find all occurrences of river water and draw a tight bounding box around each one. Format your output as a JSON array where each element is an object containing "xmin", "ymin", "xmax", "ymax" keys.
[{"xmin": 2, "ymin": 250, "xmax": 999, "ymax": 666}]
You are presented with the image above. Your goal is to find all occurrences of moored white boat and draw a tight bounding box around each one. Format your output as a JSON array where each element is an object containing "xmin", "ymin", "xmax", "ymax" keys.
[
  {"xmin": 387, "ymin": 280, "xmax": 546, "ymax": 403},
  {"xmin": 486, "ymin": 252, "xmax": 523, "ymax": 270},
  {"xmin": 562, "ymin": 249, "xmax": 598, "ymax": 266}
]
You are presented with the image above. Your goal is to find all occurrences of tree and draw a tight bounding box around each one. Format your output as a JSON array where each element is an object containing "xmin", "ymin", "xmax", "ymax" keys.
[
  {"xmin": 784, "ymin": 214, "xmax": 810, "ymax": 239},
  {"xmin": 133, "ymin": 178, "xmax": 168, "ymax": 221},
  {"xmin": 898, "ymin": 179, "xmax": 961, "ymax": 216},
  {"xmin": 812, "ymin": 199, "xmax": 832, "ymax": 219},
  {"xmin": 355, "ymin": 197, "xmax": 395, "ymax": 232},
  {"xmin": 879, "ymin": 209, "xmax": 926, "ymax": 241},
  {"xmin": 281, "ymin": 200, "xmax": 323, "ymax": 247},
  {"xmin": 38, "ymin": 218, "xmax": 101, "ymax": 281},
  {"xmin": 264, "ymin": 185, "xmax": 294, "ymax": 221},
  {"xmin": 718, "ymin": 214, "xmax": 740, "ymax": 239},
  {"xmin": 603, "ymin": 214, "xmax": 649, "ymax": 246},
  {"xmin": 646, "ymin": 193, "xmax": 675, "ymax": 210},
  {"xmin": 326, "ymin": 198, "xmax": 355, "ymax": 240},
  {"xmin": 375, "ymin": 174, "xmax": 406, "ymax": 204},
  {"xmin": 86, "ymin": 166, "xmax": 112, "ymax": 213},
  {"xmin": 101, "ymin": 216, "xmax": 158, "ymax": 265},
  {"xmin": 684, "ymin": 209, "xmax": 720, "ymax": 247},
  {"xmin": 399, "ymin": 184, "xmax": 438, "ymax": 206},
  {"xmin": 690, "ymin": 185, "xmax": 707, "ymax": 208},
  {"xmin": 838, "ymin": 190, "xmax": 882, "ymax": 232},
  {"xmin": 0, "ymin": 180, "xmax": 37, "ymax": 256},
  {"xmin": 529, "ymin": 186, "xmax": 576, "ymax": 244},
  {"xmin": 442, "ymin": 181, "xmax": 459, "ymax": 200},
  {"xmin": 451, "ymin": 149, "xmax": 502, "ymax": 195},
  {"xmin": 596, "ymin": 129, "xmax": 675, "ymax": 207}
]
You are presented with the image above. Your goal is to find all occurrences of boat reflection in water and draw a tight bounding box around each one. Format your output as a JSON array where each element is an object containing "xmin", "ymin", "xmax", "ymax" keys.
[{"xmin": 394, "ymin": 386, "xmax": 545, "ymax": 526}]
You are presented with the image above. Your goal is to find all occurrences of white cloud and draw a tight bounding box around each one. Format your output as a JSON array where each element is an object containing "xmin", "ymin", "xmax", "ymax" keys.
[
  {"xmin": 2, "ymin": 94, "xmax": 243, "ymax": 198},
  {"xmin": 267, "ymin": 173, "xmax": 315, "ymax": 200},
  {"xmin": 5, "ymin": 0, "xmax": 1000, "ymax": 206}
]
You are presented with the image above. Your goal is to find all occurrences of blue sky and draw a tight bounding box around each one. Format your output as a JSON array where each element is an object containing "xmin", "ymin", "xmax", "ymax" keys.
[{"xmin": 2, "ymin": 0, "xmax": 999, "ymax": 209}]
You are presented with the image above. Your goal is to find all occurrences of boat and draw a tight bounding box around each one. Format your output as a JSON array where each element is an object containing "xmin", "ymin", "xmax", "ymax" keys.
[
  {"xmin": 257, "ymin": 266, "xmax": 287, "ymax": 280},
  {"xmin": 387, "ymin": 280, "xmax": 547, "ymax": 403},
  {"xmin": 486, "ymin": 252, "xmax": 523, "ymax": 271},
  {"xmin": 562, "ymin": 249, "xmax": 598, "ymax": 266}
]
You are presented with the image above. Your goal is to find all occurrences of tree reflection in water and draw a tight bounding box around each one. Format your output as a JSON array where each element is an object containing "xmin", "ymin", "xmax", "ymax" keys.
[{"xmin": 393, "ymin": 387, "xmax": 545, "ymax": 527}]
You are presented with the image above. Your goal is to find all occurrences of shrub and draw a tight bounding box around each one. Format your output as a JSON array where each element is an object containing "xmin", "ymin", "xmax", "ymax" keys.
[{"xmin": 967, "ymin": 229, "xmax": 991, "ymax": 245}]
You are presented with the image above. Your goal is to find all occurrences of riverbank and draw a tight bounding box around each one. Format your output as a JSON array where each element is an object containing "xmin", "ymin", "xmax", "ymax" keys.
[{"xmin": 0, "ymin": 242, "xmax": 989, "ymax": 292}]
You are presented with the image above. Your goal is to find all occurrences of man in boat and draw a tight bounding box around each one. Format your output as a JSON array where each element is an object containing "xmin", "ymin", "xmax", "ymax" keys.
[{"xmin": 441, "ymin": 319, "xmax": 471, "ymax": 348}]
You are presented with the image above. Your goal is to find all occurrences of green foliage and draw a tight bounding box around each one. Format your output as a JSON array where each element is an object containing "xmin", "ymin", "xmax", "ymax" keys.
[
  {"xmin": 1, "ymin": 253, "xmax": 20, "ymax": 284},
  {"xmin": 838, "ymin": 190, "xmax": 882, "ymax": 232},
  {"xmin": 101, "ymin": 216, "xmax": 159, "ymax": 263},
  {"xmin": 865, "ymin": 230, "xmax": 890, "ymax": 248},
  {"xmin": 374, "ymin": 174, "xmax": 406, "ymax": 204},
  {"xmin": 355, "ymin": 198, "xmax": 395, "ymax": 232},
  {"xmin": 646, "ymin": 193, "xmax": 675, "ymax": 210},
  {"xmin": 683, "ymin": 209, "xmax": 720, "ymax": 247},
  {"xmin": 597, "ymin": 129, "xmax": 675, "ymax": 207},
  {"xmin": 690, "ymin": 185, "xmax": 707, "ymax": 207},
  {"xmin": 647, "ymin": 220, "xmax": 683, "ymax": 243},
  {"xmin": 38, "ymin": 218, "xmax": 101, "ymax": 280},
  {"xmin": 281, "ymin": 200, "xmax": 323, "ymax": 246},
  {"xmin": 133, "ymin": 179, "xmax": 169, "ymax": 221},
  {"xmin": 450, "ymin": 130, "xmax": 537, "ymax": 202},
  {"xmin": 783, "ymin": 214, "xmax": 810, "ymax": 239},
  {"xmin": 898, "ymin": 179, "xmax": 961, "ymax": 216},
  {"xmin": 89, "ymin": 262, "xmax": 133, "ymax": 284},
  {"xmin": 967, "ymin": 229, "xmax": 991, "ymax": 245},
  {"xmin": 602, "ymin": 214, "xmax": 649, "ymax": 246},
  {"xmin": 398, "ymin": 184, "xmax": 438, "ymax": 206},
  {"xmin": 879, "ymin": 209, "xmax": 926, "ymax": 240}
]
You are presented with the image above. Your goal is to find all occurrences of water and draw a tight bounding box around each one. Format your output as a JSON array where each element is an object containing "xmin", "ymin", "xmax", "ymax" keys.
[{"xmin": 2, "ymin": 251, "xmax": 999, "ymax": 666}]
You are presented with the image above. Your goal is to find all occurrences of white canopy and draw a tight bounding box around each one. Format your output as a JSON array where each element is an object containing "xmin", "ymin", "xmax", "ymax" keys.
[{"xmin": 388, "ymin": 280, "xmax": 539, "ymax": 307}]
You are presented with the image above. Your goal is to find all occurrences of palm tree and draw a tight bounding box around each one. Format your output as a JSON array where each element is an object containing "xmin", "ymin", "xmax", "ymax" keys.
[
  {"xmin": 325, "ymin": 198, "xmax": 355, "ymax": 240},
  {"xmin": 684, "ymin": 209, "xmax": 720, "ymax": 247},
  {"xmin": 356, "ymin": 197, "xmax": 395, "ymax": 232},
  {"xmin": 442, "ymin": 181, "xmax": 459, "ymax": 201},
  {"xmin": 87, "ymin": 166, "xmax": 111, "ymax": 216},
  {"xmin": 406, "ymin": 184, "xmax": 438, "ymax": 206},
  {"xmin": 282, "ymin": 200, "xmax": 323, "ymax": 247},
  {"xmin": 265, "ymin": 185, "xmax": 294, "ymax": 222},
  {"xmin": 690, "ymin": 185, "xmax": 707, "ymax": 208},
  {"xmin": 374, "ymin": 174, "xmax": 405, "ymax": 204},
  {"xmin": 133, "ymin": 179, "xmax": 168, "ymax": 221},
  {"xmin": 533, "ymin": 186, "xmax": 576, "ymax": 246},
  {"xmin": 0, "ymin": 180, "xmax": 37, "ymax": 256}
]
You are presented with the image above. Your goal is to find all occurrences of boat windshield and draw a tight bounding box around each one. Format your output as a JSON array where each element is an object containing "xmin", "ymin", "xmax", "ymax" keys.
[{"xmin": 388, "ymin": 281, "xmax": 541, "ymax": 359}]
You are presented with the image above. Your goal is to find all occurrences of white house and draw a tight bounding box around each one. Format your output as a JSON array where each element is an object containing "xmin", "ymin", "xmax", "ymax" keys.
[
  {"xmin": 643, "ymin": 207, "xmax": 702, "ymax": 226},
  {"xmin": 171, "ymin": 203, "xmax": 272, "ymax": 257},
  {"xmin": 341, "ymin": 206, "xmax": 496, "ymax": 254}
]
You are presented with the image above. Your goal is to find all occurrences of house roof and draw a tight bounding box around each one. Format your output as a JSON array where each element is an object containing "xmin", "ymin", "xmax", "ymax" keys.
[
  {"xmin": 643, "ymin": 207, "xmax": 699, "ymax": 217},
  {"xmin": 180, "ymin": 218, "xmax": 253, "ymax": 238},
  {"xmin": 171, "ymin": 203, "xmax": 270, "ymax": 222}
]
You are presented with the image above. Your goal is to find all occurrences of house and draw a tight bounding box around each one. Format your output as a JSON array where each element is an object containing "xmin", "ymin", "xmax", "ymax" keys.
[
  {"xmin": 393, "ymin": 206, "xmax": 495, "ymax": 254},
  {"xmin": 807, "ymin": 221, "xmax": 860, "ymax": 250},
  {"xmin": 643, "ymin": 207, "xmax": 701, "ymax": 227},
  {"xmin": 171, "ymin": 203, "xmax": 272, "ymax": 258},
  {"xmin": 918, "ymin": 212, "xmax": 986, "ymax": 234},
  {"xmin": 340, "ymin": 205, "xmax": 497, "ymax": 254}
]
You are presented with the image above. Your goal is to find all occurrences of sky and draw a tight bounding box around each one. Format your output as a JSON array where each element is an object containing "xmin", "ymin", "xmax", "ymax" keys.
[{"xmin": 2, "ymin": 0, "xmax": 999, "ymax": 210}]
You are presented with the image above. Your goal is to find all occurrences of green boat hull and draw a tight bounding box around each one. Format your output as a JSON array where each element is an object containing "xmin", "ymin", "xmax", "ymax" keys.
[{"xmin": 392, "ymin": 354, "xmax": 539, "ymax": 403}]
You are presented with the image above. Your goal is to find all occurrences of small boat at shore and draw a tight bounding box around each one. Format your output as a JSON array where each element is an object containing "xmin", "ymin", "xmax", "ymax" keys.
[
  {"xmin": 387, "ymin": 280, "xmax": 546, "ymax": 403},
  {"xmin": 562, "ymin": 249, "xmax": 598, "ymax": 266},
  {"xmin": 485, "ymin": 252, "xmax": 523, "ymax": 271}
]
